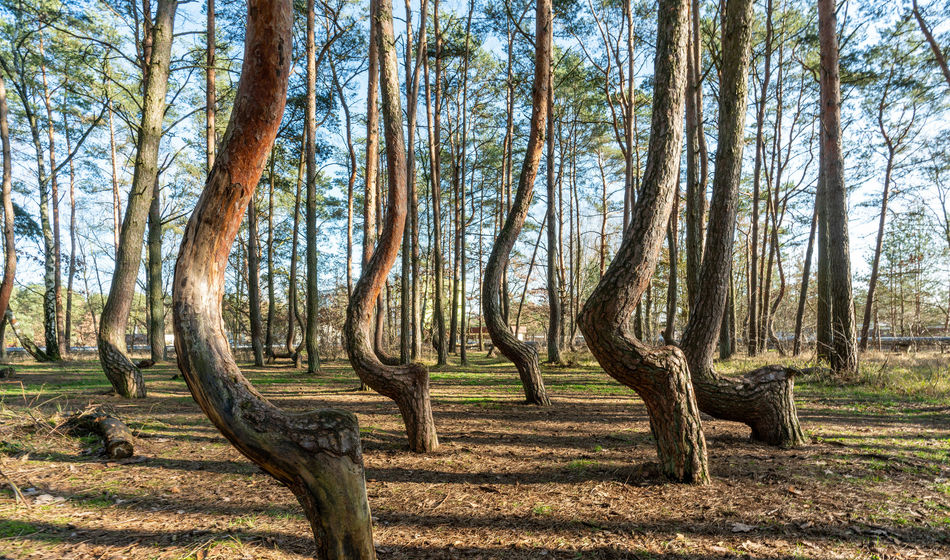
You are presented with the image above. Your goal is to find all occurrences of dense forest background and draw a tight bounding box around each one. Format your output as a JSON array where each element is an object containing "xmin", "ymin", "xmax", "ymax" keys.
[{"xmin": 0, "ymin": 0, "xmax": 948, "ymax": 362}]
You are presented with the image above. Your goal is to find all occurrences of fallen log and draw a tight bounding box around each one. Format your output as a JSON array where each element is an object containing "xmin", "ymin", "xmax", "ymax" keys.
[{"xmin": 63, "ymin": 407, "xmax": 135, "ymax": 459}]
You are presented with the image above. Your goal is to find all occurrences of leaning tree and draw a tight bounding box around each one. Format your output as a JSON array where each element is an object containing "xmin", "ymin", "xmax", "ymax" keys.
[
  {"xmin": 343, "ymin": 0, "xmax": 439, "ymax": 453},
  {"xmin": 98, "ymin": 0, "xmax": 177, "ymax": 398},
  {"xmin": 678, "ymin": 0, "xmax": 806, "ymax": 448},
  {"xmin": 481, "ymin": 0, "xmax": 551, "ymax": 406},
  {"xmin": 578, "ymin": 0, "xmax": 708, "ymax": 483},
  {"xmin": 172, "ymin": 1, "xmax": 375, "ymax": 556}
]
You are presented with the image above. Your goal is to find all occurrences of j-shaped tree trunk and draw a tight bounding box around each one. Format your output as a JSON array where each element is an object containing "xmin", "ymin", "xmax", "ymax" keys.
[
  {"xmin": 679, "ymin": 0, "xmax": 805, "ymax": 449},
  {"xmin": 344, "ymin": 0, "xmax": 438, "ymax": 453},
  {"xmin": 579, "ymin": 0, "xmax": 709, "ymax": 484},
  {"xmin": 98, "ymin": 0, "xmax": 177, "ymax": 398},
  {"xmin": 173, "ymin": 2, "xmax": 375, "ymax": 557},
  {"xmin": 482, "ymin": 0, "xmax": 552, "ymax": 406}
]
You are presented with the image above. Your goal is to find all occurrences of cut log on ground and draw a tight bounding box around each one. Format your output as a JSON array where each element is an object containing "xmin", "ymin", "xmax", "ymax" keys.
[{"xmin": 64, "ymin": 407, "xmax": 135, "ymax": 459}]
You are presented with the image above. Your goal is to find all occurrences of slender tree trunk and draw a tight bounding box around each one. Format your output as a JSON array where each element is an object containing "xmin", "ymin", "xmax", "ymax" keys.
[
  {"xmin": 545, "ymin": 19, "xmax": 562, "ymax": 365},
  {"xmin": 173, "ymin": 3, "xmax": 375, "ymax": 554},
  {"xmin": 109, "ymin": 99, "xmax": 121, "ymax": 255},
  {"xmin": 912, "ymin": 0, "xmax": 950, "ymax": 88},
  {"xmin": 664, "ymin": 177, "xmax": 679, "ymax": 343},
  {"xmin": 482, "ymin": 0, "xmax": 552, "ymax": 406},
  {"xmin": 793, "ymin": 199, "xmax": 818, "ymax": 355},
  {"xmin": 423, "ymin": 0, "xmax": 447, "ymax": 365},
  {"xmin": 684, "ymin": 0, "xmax": 706, "ymax": 311},
  {"xmin": 0, "ymin": 75, "xmax": 14, "ymax": 353},
  {"xmin": 679, "ymin": 0, "xmax": 805, "ymax": 449},
  {"xmin": 860, "ymin": 142, "xmax": 895, "ymax": 349},
  {"xmin": 305, "ymin": 0, "xmax": 320, "ymax": 373},
  {"xmin": 39, "ymin": 34, "xmax": 66, "ymax": 358},
  {"xmin": 99, "ymin": 0, "xmax": 178, "ymax": 398},
  {"xmin": 818, "ymin": 0, "xmax": 858, "ymax": 376},
  {"xmin": 747, "ymin": 0, "xmax": 773, "ymax": 356},
  {"xmin": 248, "ymin": 190, "xmax": 264, "ymax": 366},
  {"xmin": 344, "ymin": 0, "xmax": 439, "ymax": 453},
  {"xmin": 147, "ymin": 176, "xmax": 165, "ymax": 362},
  {"xmin": 63, "ymin": 98, "xmax": 77, "ymax": 353},
  {"xmin": 206, "ymin": 0, "xmax": 216, "ymax": 169},
  {"xmin": 265, "ymin": 154, "xmax": 276, "ymax": 359},
  {"xmin": 287, "ymin": 143, "xmax": 304, "ymax": 358},
  {"xmin": 458, "ymin": 2, "xmax": 473, "ymax": 366}
]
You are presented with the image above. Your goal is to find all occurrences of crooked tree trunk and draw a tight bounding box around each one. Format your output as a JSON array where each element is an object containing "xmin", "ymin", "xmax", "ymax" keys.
[
  {"xmin": 173, "ymin": 3, "xmax": 375, "ymax": 556},
  {"xmin": 818, "ymin": 0, "xmax": 858, "ymax": 377},
  {"xmin": 423, "ymin": 0, "xmax": 447, "ymax": 366},
  {"xmin": 0, "ymin": 75, "xmax": 14, "ymax": 349},
  {"xmin": 344, "ymin": 0, "xmax": 438, "ymax": 453},
  {"xmin": 580, "ymin": 0, "xmax": 708, "ymax": 483},
  {"xmin": 98, "ymin": 0, "xmax": 177, "ymax": 398},
  {"xmin": 483, "ymin": 0, "xmax": 552, "ymax": 406},
  {"xmin": 680, "ymin": 0, "xmax": 805, "ymax": 449}
]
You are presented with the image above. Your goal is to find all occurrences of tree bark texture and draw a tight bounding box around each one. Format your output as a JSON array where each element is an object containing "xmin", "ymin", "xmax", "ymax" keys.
[
  {"xmin": 172, "ymin": 3, "xmax": 376, "ymax": 556},
  {"xmin": 818, "ymin": 0, "xmax": 858, "ymax": 376},
  {"xmin": 679, "ymin": 0, "xmax": 805, "ymax": 448},
  {"xmin": 305, "ymin": 0, "xmax": 321, "ymax": 374},
  {"xmin": 98, "ymin": 0, "xmax": 177, "ymax": 398},
  {"xmin": 545, "ymin": 26, "xmax": 562, "ymax": 365},
  {"xmin": 482, "ymin": 0, "xmax": 552, "ymax": 406},
  {"xmin": 578, "ymin": 0, "xmax": 709, "ymax": 483},
  {"xmin": 344, "ymin": 0, "xmax": 439, "ymax": 453},
  {"xmin": 423, "ymin": 0, "xmax": 447, "ymax": 366},
  {"xmin": 147, "ymin": 177, "xmax": 165, "ymax": 362}
]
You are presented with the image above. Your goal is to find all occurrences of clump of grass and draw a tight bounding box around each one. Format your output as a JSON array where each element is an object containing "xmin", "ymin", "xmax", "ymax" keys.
[{"xmin": 532, "ymin": 503, "xmax": 553, "ymax": 516}]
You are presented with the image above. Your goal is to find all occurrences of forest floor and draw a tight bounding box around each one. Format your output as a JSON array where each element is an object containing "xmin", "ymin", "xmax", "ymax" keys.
[{"xmin": 0, "ymin": 350, "xmax": 946, "ymax": 559}]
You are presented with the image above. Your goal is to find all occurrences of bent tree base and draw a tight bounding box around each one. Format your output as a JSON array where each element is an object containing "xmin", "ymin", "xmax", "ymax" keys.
[
  {"xmin": 172, "ymin": 1, "xmax": 376, "ymax": 557},
  {"xmin": 98, "ymin": 336, "xmax": 146, "ymax": 398},
  {"xmin": 693, "ymin": 365, "xmax": 806, "ymax": 447}
]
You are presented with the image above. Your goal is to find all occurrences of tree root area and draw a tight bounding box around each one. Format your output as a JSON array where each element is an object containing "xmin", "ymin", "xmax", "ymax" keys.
[{"xmin": 0, "ymin": 355, "xmax": 945, "ymax": 559}]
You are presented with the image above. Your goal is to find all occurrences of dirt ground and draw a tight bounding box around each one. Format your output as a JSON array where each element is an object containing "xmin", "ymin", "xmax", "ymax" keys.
[{"xmin": 0, "ymin": 353, "xmax": 946, "ymax": 559}]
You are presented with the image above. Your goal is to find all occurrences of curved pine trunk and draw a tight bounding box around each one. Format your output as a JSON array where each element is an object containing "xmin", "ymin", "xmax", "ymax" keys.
[
  {"xmin": 482, "ymin": 0, "xmax": 552, "ymax": 406},
  {"xmin": 680, "ymin": 0, "xmax": 805, "ymax": 448},
  {"xmin": 579, "ymin": 0, "xmax": 708, "ymax": 483},
  {"xmin": 344, "ymin": 0, "xmax": 438, "ymax": 453},
  {"xmin": 172, "ymin": 3, "xmax": 375, "ymax": 556}
]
